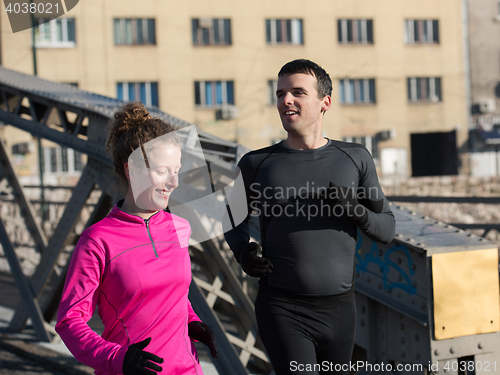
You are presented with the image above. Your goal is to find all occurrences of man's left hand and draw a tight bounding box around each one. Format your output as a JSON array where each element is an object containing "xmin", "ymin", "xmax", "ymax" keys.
[
  {"xmin": 188, "ymin": 321, "xmax": 218, "ymax": 359},
  {"xmin": 324, "ymin": 182, "xmax": 368, "ymax": 226}
]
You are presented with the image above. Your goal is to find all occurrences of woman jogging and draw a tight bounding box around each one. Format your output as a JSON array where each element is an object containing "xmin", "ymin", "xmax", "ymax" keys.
[{"xmin": 56, "ymin": 102, "xmax": 217, "ymax": 375}]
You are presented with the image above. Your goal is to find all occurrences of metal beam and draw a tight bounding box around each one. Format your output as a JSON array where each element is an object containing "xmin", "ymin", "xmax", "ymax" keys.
[
  {"xmin": 9, "ymin": 160, "xmax": 98, "ymax": 331},
  {"xmin": 0, "ymin": 135, "xmax": 47, "ymax": 253},
  {"xmin": 0, "ymin": 218, "xmax": 50, "ymax": 342},
  {"xmin": 387, "ymin": 196, "xmax": 500, "ymax": 204}
]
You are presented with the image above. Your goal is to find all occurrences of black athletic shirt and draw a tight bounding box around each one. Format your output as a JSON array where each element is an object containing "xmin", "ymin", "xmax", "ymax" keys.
[{"xmin": 224, "ymin": 139, "xmax": 395, "ymax": 295}]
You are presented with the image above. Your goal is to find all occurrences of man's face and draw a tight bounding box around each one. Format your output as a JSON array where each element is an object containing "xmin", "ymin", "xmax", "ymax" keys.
[{"xmin": 276, "ymin": 73, "xmax": 331, "ymax": 135}]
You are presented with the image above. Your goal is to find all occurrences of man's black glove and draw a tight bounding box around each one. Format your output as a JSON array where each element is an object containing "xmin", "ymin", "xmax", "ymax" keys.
[
  {"xmin": 188, "ymin": 321, "xmax": 218, "ymax": 358},
  {"xmin": 239, "ymin": 242, "xmax": 273, "ymax": 278},
  {"xmin": 324, "ymin": 182, "xmax": 369, "ymax": 226},
  {"xmin": 123, "ymin": 337, "xmax": 163, "ymax": 375}
]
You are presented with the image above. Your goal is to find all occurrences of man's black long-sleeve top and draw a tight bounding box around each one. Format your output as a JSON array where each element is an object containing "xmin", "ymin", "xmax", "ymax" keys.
[{"xmin": 224, "ymin": 139, "xmax": 395, "ymax": 295}]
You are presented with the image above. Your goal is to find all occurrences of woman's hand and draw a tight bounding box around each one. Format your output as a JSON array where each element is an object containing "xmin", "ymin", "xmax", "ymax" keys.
[
  {"xmin": 123, "ymin": 337, "xmax": 164, "ymax": 374},
  {"xmin": 188, "ymin": 321, "xmax": 218, "ymax": 358}
]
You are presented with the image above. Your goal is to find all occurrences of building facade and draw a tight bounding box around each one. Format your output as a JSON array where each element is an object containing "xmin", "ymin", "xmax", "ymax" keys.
[
  {"xmin": 0, "ymin": 0, "xmax": 470, "ymax": 177},
  {"xmin": 468, "ymin": 0, "xmax": 500, "ymax": 176}
]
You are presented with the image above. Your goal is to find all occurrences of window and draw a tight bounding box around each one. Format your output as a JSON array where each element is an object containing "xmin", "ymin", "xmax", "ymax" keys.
[
  {"xmin": 194, "ymin": 81, "xmax": 234, "ymax": 107},
  {"xmin": 343, "ymin": 135, "xmax": 377, "ymax": 158},
  {"xmin": 339, "ymin": 79, "xmax": 376, "ymax": 104},
  {"xmin": 74, "ymin": 151, "xmax": 83, "ymax": 171},
  {"xmin": 404, "ymin": 20, "xmax": 439, "ymax": 44},
  {"xmin": 43, "ymin": 147, "xmax": 84, "ymax": 175},
  {"xmin": 114, "ymin": 18, "xmax": 156, "ymax": 45},
  {"xmin": 34, "ymin": 18, "xmax": 76, "ymax": 48},
  {"xmin": 268, "ymin": 80, "xmax": 278, "ymax": 105},
  {"xmin": 61, "ymin": 147, "xmax": 68, "ymax": 172},
  {"xmin": 266, "ymin": 19, "xmax": 303, "ymax": 45},
  {"xmin": 407, "ymin": 77, "xmax": 442, "ymax": 102},
  {"xmin": 192, "ymin": 18, "xmax": 231, "ymax": 45},
  {"xmin": 337, "ymin": 19, "xmax": 373, "ymax": 44},
  {"xmin": 117, "ymin": 82, "xmax": 159, "ymax": 107}
]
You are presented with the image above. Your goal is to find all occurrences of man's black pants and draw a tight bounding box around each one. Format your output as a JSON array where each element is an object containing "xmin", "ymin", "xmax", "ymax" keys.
[{"xmin": 255, "ymin": 286, "xmax": 356, "ymax": 375}]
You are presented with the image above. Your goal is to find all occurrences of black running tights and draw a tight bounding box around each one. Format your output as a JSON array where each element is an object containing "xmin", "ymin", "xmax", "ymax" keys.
[{"xmin": 255, "ymin": 289, "xmax": 356, "ymax": 375}]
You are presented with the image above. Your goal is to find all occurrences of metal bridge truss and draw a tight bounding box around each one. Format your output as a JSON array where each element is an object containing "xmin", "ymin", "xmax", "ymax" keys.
[{"xmin": 0, "ymin": 67, "xmax": 272, "ymax": 375}]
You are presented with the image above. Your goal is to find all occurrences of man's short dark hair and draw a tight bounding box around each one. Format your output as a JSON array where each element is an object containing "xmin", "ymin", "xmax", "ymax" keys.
[{"xmin": 278, "ymin": 59, "xmax": 332, "ymax": 98}]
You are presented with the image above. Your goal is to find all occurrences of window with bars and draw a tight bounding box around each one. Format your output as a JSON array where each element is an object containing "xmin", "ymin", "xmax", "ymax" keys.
[
  {"xmin": 194, "ymin": 81, "xmax": 234, "ymax": 107},
  {"xmin": 34, "ymin": 18, "xmax": 76, "ymax": 47},
  {"xmin": 114, "ymin": 18, "xmax": 156, "ymax": 45},
  {"xmin": 337, "ymin": 19, "xmax": 373, "ymax": 44},
  {"xmin": 43, "ymin": 147, "xmax": 84, "ymax": 175},
  {"xmin": 339, "ymin": 79, "xmax": 376, "ymax": 104},
  {"xmin": 192, "ymin": 18, "xmax": 231, "ymax": 45},
  {"xmin": 268, "ymin": 80, "xmax": 278, "ymax": 105},
  {"xmin": 342, "ymin": 135, "xmax": 378, "ymax": 158},
  {"xmin": 266, "ymin": 19, "xmax": 303, "ymax": 45},
  {"xmin": 407, "ymin": 77, "xmax": 442, "ymax": 102},
  {"xmin": 404, "ymin": 20, "xmax": 439, "ymax": 44},
  {"xmin": 116, "ymin": 82, "xmax": 159, "ymax": 107}
]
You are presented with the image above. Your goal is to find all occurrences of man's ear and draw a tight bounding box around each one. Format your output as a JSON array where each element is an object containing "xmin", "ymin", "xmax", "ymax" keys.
[{"xmin": 321, "ymin": 95, "xmax": 332, "ymax": 113}]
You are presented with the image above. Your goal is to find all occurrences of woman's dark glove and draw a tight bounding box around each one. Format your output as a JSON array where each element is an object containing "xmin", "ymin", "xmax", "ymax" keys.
[
  {"xmin": 123, "ymin": 337, "xmax": 163, "ymax": 375},
  {"xmin": 188, "ymin": 321, "xmax": 218, "ymax": 358}
]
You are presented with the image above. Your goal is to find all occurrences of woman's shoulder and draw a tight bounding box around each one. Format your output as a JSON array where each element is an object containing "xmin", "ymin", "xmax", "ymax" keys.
[{"xmin": 159, "ymin": 210, "xmax": 191, "ymax": 247}]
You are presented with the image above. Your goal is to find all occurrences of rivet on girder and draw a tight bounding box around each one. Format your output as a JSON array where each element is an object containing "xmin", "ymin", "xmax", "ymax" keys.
[
  {"xmin": 401, "ymin": 351, "xmax": 406, "ymax": 358},
  {"xmin": 478, "ymin": 343, "xmax": 483, "ymax": 349},
  {"xmin": 414, "ymin": 334, "xmax": 419, "ymax": 342},
  {"xmin": 380, "ymin": 332, "xmax": 385, "ymax": 339},
  {"xmin": 360, "ymin": 320, "xmax": 365, "ymax": 327},
  {"xmin": 416, "ymin": 353, "xmax": 420, "ymax": 360},
  {"xmin": 400, "ymin": 337, "xmax": 405, "ymax": 344},
  {"xmin": 434, "ymin": 349, "xmax": 440, "ymax": 356},
  {"xmin": 450, "ymin": 347, "xmax": 455, "ymax": 354},
  {"xmin": 400, "ymin": 323, "xmax": 405, "ymax": 330}
]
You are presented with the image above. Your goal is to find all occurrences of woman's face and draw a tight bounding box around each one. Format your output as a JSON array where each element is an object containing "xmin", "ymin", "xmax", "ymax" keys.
[{"xmin": 129, "ymin": 143, "xmax": 182, "ymax": 211}]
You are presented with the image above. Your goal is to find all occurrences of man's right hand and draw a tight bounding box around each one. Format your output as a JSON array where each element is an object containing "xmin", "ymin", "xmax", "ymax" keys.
[{"xmin": 239, "ymin": 242, "xmax": 273, "ymax": 277}]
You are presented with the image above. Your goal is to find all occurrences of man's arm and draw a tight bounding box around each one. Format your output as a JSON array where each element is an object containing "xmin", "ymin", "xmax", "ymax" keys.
[
  {"xmin": 355, "ymin": 149, "xmax": 396, "ymax": 244},
  {"xmin": 223, "ymin": 156, "xmax": 253, "ymax": 263}
]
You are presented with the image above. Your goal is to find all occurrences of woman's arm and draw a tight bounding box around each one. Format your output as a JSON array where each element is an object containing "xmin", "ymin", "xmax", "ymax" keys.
[{"xmin": 55, "ymin": 234, "xmax": 127, "ymax": 374}]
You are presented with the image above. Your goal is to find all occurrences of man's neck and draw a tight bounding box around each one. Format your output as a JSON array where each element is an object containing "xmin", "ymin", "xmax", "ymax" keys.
[{"xmin": 283, "ymin": 134, "xmax": 328, "ymax": 150}]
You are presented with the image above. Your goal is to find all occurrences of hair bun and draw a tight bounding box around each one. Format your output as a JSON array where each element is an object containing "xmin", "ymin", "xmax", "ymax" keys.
[{"xmin": 118, "ymin": 102, "xmax": 152, "ymax": 128}]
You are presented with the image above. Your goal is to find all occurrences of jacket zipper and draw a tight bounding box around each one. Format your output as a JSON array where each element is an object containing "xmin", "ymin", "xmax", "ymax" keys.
[{"xmin": 145, "ymin": 219, "xmax": 159, "ymax": 258}]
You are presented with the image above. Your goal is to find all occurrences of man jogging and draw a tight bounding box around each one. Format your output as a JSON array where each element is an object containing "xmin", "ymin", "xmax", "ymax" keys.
[{"xmin": 224, "ymin": 59, "xmax": 395, "ymax": 374}]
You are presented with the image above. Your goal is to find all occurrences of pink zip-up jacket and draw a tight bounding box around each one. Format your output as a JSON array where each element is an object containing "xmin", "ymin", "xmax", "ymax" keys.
[{"xmin": 56, "ymin": 205, "xmax": 204, "ymax": 375}]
